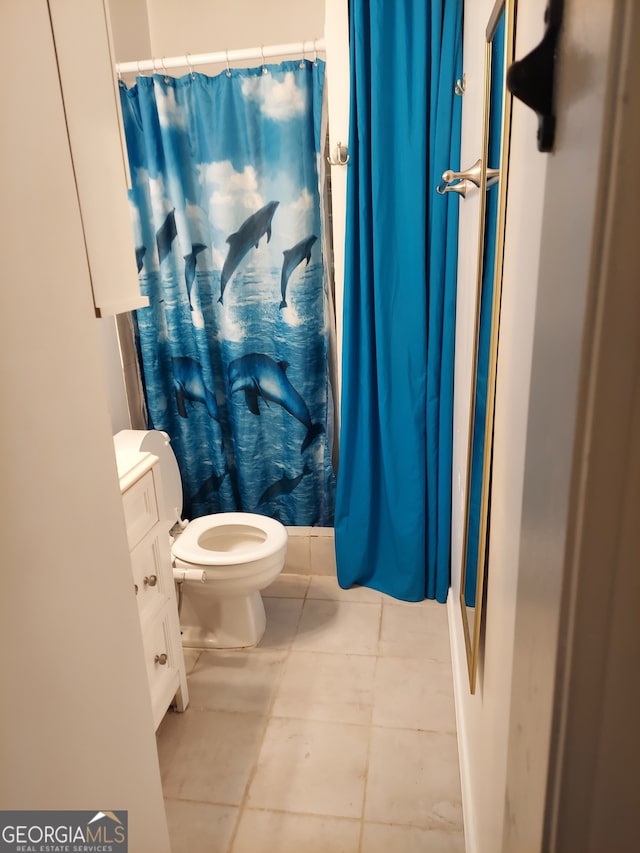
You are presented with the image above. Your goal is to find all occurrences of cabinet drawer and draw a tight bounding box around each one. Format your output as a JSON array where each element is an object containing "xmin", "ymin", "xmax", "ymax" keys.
[
  {"xmin": 131, "ymin": 527, "xmax": 167, "ymax": 618},
  {"xmin": 122, "ymin": 470, "xmax": 158, "ymax": 549}
]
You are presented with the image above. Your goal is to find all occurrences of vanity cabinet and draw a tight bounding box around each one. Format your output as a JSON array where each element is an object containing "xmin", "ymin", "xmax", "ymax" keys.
[{"xmin": 114, "ymin": 440, "xmax": 189, "ymax": 730}]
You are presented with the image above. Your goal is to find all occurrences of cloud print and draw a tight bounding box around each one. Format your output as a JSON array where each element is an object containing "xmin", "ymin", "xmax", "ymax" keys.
[
  {"xmin": 155, "ymin": 83, "xmax": 185, "ymax": 129},
  {"xmin": 197, "ymin": 161, "xmax": 267, "ymax": 268},
  {"xmin": 241, "ymin": 71, "xmax": 307, "ymax": 120}
]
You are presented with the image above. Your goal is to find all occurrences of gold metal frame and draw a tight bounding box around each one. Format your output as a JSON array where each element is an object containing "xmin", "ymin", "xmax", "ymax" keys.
[{"xmin": 460, "ymin": 0, "xmax": 516, "ymax": 694}]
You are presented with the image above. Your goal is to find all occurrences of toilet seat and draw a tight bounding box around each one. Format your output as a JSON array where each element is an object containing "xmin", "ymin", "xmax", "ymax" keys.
[{"xmin": 172, "ymin": 512, "xmax": 287, "ymax": 568}]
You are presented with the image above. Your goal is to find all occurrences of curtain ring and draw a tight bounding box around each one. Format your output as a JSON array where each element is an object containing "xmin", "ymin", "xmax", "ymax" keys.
[
  {"xmin": 300, "ymin": 42, "xmax": 305, "ymax": 69},
  {"xmin": 313, "ymin": 38, "xmax": 318, "ymax": 66},
  {"xmin": 162, "ymin": 56, "xmax": 170, "ymax": 83},
  {"xmin": 261, "ymin": 45, "xmax": 268, "ymax": 74},
  {"xmin": 186, "ymin": 53, "xmax": 195, "ymax": 80},
  {"xmin": 137, "ymin": 60, "xmax": 144, "ymax": 78},
  {"xmin": 225, "ymin": 50, "xmax": 232, "ymax": 78}
]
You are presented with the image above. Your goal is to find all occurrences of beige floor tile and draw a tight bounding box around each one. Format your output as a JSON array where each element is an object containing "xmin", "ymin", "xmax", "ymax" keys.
[
  {"xmin": 372, "ymin": 657, "xmax": 456, "ymax": 732},
  {"xmin": 361, "ymin": 822, "xmax": 465, "ymax": 853},
  {"xmin": 182, "ymin": 648, "xmax": 201, "ymax": 675},
  {"xmin": 273, "ymin": 651, "xmax": 376, "ymax": 725},
  {"xmin": 163, "ymin": 800, "xmax": 238, "ymax": 853},
  {"xmin": 157, "ymin": 709, "xmax": 266, "ymax": 805},
  {"xmin": 307, "ymin": 575, "xmax": 382, "ymax": 603},
  {"xmin": 231, "ymin": 810, "xmax": 360, "ymax": 853},
  {"xmin": 258, "ymin": 597, "xmax": 303, "ymax": 649},
  {"xmin": 247, "ymin": 717, "xmax": 369, "ymax": 818},
  {"xmin": 263, "ymin": 573, "xmax": 310, "ymax": 598},
  {"xmin": 379, "ymin": 602, "xmax": 450, "ymax": 661},
  {"xmin": 365, "ymin": 728, "xmax": 463, "ymax": 830},
  {"xmin": 292, "ymin": 599, "xmax": 381, "ymax": 656},
  {"xmin": 310, "ymin": 534, "xmax": 337, "ymax": 575},
  {"xmin": 187, "ymin": 650, "xmax": 287, "ymax": 714}
]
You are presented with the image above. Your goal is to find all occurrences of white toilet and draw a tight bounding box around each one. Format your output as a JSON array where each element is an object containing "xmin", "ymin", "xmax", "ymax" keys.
[{"xmin": 131, "ymin": 429, "xmax": 288, "ymax": 649}]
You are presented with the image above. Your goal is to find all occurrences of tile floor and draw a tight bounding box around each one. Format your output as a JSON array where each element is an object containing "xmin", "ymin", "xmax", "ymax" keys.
[{"xmin": 157, "ymin": 574, "xmax": 465, "ymax": 853}]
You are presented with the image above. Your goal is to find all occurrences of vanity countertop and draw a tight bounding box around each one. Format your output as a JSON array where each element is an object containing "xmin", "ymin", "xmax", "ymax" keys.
[{"xmin": 113, "ymin": 431, "xmax": 158, "ymax": 491}]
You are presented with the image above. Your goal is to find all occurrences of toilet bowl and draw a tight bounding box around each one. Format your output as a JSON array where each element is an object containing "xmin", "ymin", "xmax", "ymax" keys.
[{"xmin": 127, "ymin": 429, "xmax": 287, "ymax": 649}]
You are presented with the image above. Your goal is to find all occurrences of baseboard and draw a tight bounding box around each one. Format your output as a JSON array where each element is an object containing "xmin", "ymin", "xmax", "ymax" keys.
[{"xmin": 448, "ymin": 592, "xmax": 477, "ymax": 853}]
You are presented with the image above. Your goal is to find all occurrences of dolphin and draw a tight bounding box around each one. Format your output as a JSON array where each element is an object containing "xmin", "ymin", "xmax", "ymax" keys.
[
  {"xmin": 218, "ymin": 201, "xmax": 279, "ymax": 304},
  {"xmin": 172, "ymin": 357, "xmax": 219, "ymax": 421},
  {"xmin": 190, "ymin": 463, "xmax": 229, "ymax": 505},
  {"xmin": 135, "ymin": 245, "xmax": 146, "ymax": 273},
  {"xmin": 183, "ymin": 243, "xmax": 207, "ymax": 301},
  {"xmin": 156, "ymin": 209, "xmax": 177, "ymax": 263},
  {"xmin": 257, "ymin": 464, "xmax": 312, "ymax": 506},
  {"xmin": 228, "ymin": 352, "xmax": 323, "ymax": 452},
  {"xmin": 279, "ymin": 235, "xmax": 317, "ymax": 308}
]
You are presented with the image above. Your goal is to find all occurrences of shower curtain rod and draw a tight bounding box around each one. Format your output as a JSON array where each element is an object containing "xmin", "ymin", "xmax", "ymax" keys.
[{"xmin": 115, "ymin": 38, "xmax": 327, "ymax": 76}]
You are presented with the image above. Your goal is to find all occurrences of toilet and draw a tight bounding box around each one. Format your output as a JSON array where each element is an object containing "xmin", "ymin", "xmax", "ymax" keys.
[{"xmin": 131, "ymin": 429, "xmax": 288, "ymax": 649}]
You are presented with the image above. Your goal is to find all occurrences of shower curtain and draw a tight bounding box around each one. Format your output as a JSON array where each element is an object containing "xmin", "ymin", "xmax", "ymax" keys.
[
  {"xmin": 335, "ymin": 0, "xmax": 463, "ymax": 601},
  {"xmin": 119, "ymin": 61, "xmax": 335, "ymax": 526}
]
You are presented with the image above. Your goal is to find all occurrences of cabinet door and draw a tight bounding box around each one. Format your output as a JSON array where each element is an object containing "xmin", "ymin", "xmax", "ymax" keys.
[
  {"xmin": 48, "ymin": 0, "xmax": 148, "ymax": 317},
  {"xmin": 142, "ymin": 604, "xmax": 181, "ymax": 730}
]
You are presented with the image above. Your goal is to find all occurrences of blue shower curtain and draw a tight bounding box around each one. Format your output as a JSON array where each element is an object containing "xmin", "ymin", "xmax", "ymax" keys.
[
  {"xmin": 120, "ymin": 62, "xmax": 335, "ymax": 525},
  {"xmin": 335, "ymin": 0, "xmax": 463, "ymax": 601}
]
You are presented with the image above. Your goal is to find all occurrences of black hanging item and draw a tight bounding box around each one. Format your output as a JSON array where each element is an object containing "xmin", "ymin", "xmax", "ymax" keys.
[{"xmin": 506, "ymin": 0, "xmax": 564, "ymax": 152}]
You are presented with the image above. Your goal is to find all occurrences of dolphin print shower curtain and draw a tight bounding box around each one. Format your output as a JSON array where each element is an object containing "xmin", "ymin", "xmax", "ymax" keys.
[{"xmin": 119, "ymin": 61, "xmax": 335, "ymax": 525}]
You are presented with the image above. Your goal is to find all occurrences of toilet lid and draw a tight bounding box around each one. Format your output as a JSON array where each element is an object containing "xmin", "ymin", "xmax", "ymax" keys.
[
  {"xmin": 138, "ymin": 430, "xmax": 183, "ymax": 522},
  {"xmin": 172, "ymin": 512, "xmax": 287, "ymax": 566}
]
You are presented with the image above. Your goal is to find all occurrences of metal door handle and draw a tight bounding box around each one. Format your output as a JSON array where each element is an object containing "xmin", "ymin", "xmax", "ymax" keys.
[
  {"xmin": 144, "ymin": 575, "xmax": 158, "ymax": 587},
  {"xmin": 154, "ymin": 653, "xmax": 168, "ymax": 665},
  {"xmin": 436, "ymin": 174, "xmax": 500, "ymax": 198},
  {"xmin": 441, "ymin": 158, "xmax": 500, "ymax": 188}
]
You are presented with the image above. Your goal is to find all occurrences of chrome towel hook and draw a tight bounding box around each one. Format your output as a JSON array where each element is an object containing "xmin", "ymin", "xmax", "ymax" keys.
[
  {"xmin": 327, "ymin": 141, "xmax": 350, "ymax": 166},
  {"xmin": 436, "ymin": 179, "xmax": 471, "ymax": 198}
]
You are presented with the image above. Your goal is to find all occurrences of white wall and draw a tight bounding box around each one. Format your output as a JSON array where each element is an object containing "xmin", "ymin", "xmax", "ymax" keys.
[
  {"xmin": 449, "ymin": 2, "xmax": 548, "ymax": 851},
  {"xmin": 146, "ymin": 0, "xmax": 325, "ymax": 54},
  {"xmin": 99, "ymin": 317, "xmax": 131, "ymax": 432},
  {"xmin": 108, "ymin": 0, "xmax": 152, "ymax": 61},
  {"xmin": 0, "ymin": 3, "xmax": 169, "ymax": 848},
  {"xmin": 145, "ymin": 0, "xmax": 325, "ymax": 76},
  {"xmin": 97, "ymin": 0, "xmax": 154, "ymax": 432}
]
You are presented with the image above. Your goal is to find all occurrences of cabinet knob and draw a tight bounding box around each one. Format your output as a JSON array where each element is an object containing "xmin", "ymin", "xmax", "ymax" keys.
[
  {"xmin": 144, "ymin": 574, "xmax": 158, "ymax": 587},
  {"xmin": 134, "ymin": 583, "xmax": 138, "ymax": 595},
  {"xmin": 154, "ymin": 653, "xmax": 168, "ymax": 665}
]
